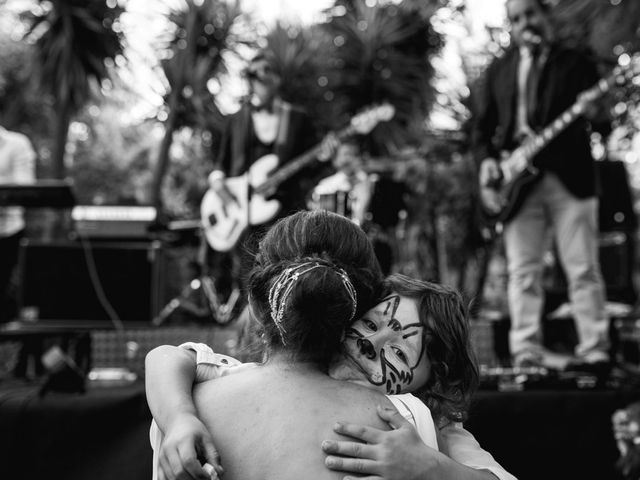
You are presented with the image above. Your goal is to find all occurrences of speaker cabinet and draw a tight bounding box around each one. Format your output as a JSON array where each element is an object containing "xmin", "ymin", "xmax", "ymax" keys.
[{"xmin": 17, "ymin": 240, "xmax": 165, "ymax": 322}]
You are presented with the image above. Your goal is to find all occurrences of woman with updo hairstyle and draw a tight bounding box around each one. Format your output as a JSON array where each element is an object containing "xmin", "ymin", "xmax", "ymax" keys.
[
  {"xmin": 189, "ymin": 210, "xmax": 398, "ymax": 480},
  {"xmin": 247, "ymin": 210, "xmax": 384, "ymax": 365}
]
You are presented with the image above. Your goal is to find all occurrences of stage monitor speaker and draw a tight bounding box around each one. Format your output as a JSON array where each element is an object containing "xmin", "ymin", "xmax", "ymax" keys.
[{"xmin": 17, "ymin": 240, "xmax": 165, "ymax": 322}]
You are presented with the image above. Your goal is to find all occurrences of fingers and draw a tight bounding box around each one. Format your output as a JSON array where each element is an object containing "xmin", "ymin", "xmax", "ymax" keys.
[
  {"xmin": 332, "ymin": 421, "xmax": 383, "ymax": 444},
  {"xmin": 318, "ymin": 133, "xmax": 340, "ymax": 162},
  {"xmin": 322, "ymin": 439, "xmax": 376, "ymax": 459},
  {"xmin": 376, "ymin": 405, "xmax": 413, "ymax": 430},
  {"xmin": 202, "ymin": 463, "xmax": 220, "ymax": 480},
  {"xmin": 175, "ymin": 447, "xmax": 210, "ymax": 480},
  {"xmin": 159, "ymin": 446, "xmax": 213, "ymax": 480},
  {"xmin": 324, "ymin": 454, "xmax": 378, "ymax": 475},
  {"xmin": 480, "ymin": 159, "xmax": 500, "ymax": 186},
  {"xmin": 158, "ymin": 455, "xmax": 169, "ymax": 480},
  {"xmin": 200, "ymin": 441, "xmax": 224, "ymax": 478}
]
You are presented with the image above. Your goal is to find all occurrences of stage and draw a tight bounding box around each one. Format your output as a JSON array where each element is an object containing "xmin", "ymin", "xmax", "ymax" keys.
[{"xmin": 0, "ymin": 377, "xmax": 638, "ymax": 480}]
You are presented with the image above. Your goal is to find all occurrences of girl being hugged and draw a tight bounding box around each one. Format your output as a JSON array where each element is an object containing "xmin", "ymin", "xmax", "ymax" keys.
[{"xmin": 146, "ymin": 210, "xmax": 514, "ymax": 480}]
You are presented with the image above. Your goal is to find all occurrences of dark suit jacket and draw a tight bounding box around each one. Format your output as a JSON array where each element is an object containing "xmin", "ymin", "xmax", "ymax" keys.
[
  {"xmin": 214, "ymin": 99, "xmax": 330, "ymax": 215},
  {"xmin": 472, "ymin": 44, "xmax": 603, "ymax": 199}
]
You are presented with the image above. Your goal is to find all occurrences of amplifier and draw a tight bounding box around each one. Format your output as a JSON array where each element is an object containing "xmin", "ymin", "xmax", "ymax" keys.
[
  {"xmin": 17, "ymin": 239, "xmax": 165, "ymax": 322},
  {"xmin": 613, "ymin": 317, "xmax": 640, "ymax": 373},
  {"xmin": 71, "ymin": 205, "xmax": 157, "ymax": 239}
]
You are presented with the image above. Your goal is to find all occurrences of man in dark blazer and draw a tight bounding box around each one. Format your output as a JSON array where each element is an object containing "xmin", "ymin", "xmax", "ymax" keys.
[{"xmin": 472, "ymin": 0, "xmax": 611, "ymax": 372}]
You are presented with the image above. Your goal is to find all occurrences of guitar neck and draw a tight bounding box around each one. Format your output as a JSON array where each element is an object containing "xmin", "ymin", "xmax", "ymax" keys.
[
  {"xmin": 256, "ymin": 125, "xmax": 357, "ymax": 195},
  {"xmin": 520, "ymin": 69, "xmax": 619, "ymax": 160}
]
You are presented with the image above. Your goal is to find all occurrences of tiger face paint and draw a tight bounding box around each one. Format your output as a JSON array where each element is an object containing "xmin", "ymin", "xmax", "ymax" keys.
[{"xmin": 328, "ymin": 294, "xmax": 431, "ymax": 395}]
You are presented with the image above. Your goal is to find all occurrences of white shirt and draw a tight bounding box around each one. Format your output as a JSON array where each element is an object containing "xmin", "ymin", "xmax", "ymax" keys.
[{"xmin": 0, "ymin": 127, "xmax": 36, "ymax": 237}]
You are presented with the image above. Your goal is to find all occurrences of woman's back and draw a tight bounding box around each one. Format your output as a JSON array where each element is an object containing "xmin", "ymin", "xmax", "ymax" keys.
[{"xmin": 193, "ymin": 363, "xmax": 392, "ymax": 480}]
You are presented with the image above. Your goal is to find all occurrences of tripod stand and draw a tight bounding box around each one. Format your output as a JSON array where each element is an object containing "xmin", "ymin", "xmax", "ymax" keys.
[{"xmin": 153, "ymin": 271, "xmax": 241, "ymax": 326}]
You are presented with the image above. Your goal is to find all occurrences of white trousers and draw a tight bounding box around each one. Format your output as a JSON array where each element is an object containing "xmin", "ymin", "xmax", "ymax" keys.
[{"xmin": 504, "ymin": 172, "xmax": 610, "ymax": 360}]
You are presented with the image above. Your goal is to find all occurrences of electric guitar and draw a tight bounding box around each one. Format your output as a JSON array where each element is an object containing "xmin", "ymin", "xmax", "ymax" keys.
[
  {"xmin": 479, "ymin": 53, "xmax": 640, "ymax": 228},
  {"xmin": 201, "ymin": 103, "xmax": 396, "ymax": 252}
]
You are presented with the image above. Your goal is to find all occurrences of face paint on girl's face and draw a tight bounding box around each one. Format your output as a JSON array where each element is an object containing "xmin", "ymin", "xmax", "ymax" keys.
[{"xmin": 328, "ymin": 294, "xmax": 431, "ymax": 395}]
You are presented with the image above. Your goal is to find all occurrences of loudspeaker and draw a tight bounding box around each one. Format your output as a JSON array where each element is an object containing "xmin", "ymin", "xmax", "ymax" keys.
[{"xmin": 17, "ymin": 240, "xmax": 165, "ymax": 322}]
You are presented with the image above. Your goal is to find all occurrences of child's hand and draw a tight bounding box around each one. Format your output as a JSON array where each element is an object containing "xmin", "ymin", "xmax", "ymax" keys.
[
  {"xmin": 158, "ymin": 413, "xmax": 223, "ymax": 480},
  {"xmin": 321, "ymin": 405, "xmax": 440, "ymax": 480}
]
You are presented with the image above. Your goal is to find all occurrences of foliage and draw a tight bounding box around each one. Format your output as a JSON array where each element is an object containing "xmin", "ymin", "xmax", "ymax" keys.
[
  {"xmin": 160, "ymin": 0, "xmax": 245, "ymax": 134},
  {"xmin": 260, "ymin": 23, "xmax": 330, "ymax": 129},
  {"xmin": 151, "ymin": 0, "xmax": 245, "ymax": 211},
  {"xmin": 321, "ymin": 0, "xmax": 444, "ymax": 152},
  {"xmin": 21, "ymin": 0, "xmax": 126, "ymax": 178},
  {"xmin": 252, "ymin": 0, "xmax": 444, "ymax": 148},
  {"xmin": 551, "ymin": 0, "xmax": 640, "ymax": 61},
  {"xmin": 22, "ymin": 0, "xmax": 125, "ymax": 113},
  {"xmin": 0, "ymin": 28, "xmax": 55, "ymax": 174},
  {"xmin": 68, "ymin": 102, "xmax": 157, "ymax": 206}
]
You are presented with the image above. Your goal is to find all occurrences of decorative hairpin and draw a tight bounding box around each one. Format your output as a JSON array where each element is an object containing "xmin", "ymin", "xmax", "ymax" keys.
[{"xmin": 267, "ymin": 262, "xmax": 358, "ymax": 345}]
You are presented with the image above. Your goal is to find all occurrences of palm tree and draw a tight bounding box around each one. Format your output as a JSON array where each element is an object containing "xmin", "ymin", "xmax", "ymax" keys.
[
  {"xmin": 249, "ymin": 22, "xmax": 330, "ymax": 136},
  {"xmin": 22, "ymin": 0, "xmax": 125, "ymax": 179},
  {"xmin": 552, "ymin": 0, "xmax": 640, "ymax": 60},
  {"xmin": 321, "ymin": 0, "xmax": 443, "ymax": 153},
  {"xmin": 150, "ymin": 0, "xmax": 243, "ymax": 213}
]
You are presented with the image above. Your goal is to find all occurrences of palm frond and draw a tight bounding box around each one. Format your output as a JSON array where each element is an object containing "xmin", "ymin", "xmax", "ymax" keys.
[
  {"xmin": 22, "ymin": 0, "xmax": 125, "ymax": 112},
  {"xmin": 161, "ymin": 0, "xmax": 244, "ymax": 134},
  {"xmin": 552, "ymin": 0, "xmax": 640, "ymax": 61},
  {"xmin": 261, "ymin": 23, "xmax": 329, "ymax": 114},
  {"xmin": 321, "ymin": 0, "xmax": 444, "ymax": 152}
]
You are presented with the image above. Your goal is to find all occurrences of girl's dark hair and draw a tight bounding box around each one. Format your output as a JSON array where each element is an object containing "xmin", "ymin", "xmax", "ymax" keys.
[
  {"xmin": 384, "ymin": 274, "xmax": 479, "ymax": 425},
  {"xmin": 247, "ymin": 210, "xmax": 384, "ymax": 366}
]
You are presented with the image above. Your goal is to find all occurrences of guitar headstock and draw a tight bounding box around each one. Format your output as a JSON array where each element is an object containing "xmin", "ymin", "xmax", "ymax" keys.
[{"xmin": 350, "ymin": 103, "xmax": 396, "ymax": 135}]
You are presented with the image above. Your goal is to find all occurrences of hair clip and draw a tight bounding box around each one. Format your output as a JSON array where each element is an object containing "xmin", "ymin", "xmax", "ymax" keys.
[{"xmin": 267, "ymin": 262, "xmax": 358, "ymax": 345}]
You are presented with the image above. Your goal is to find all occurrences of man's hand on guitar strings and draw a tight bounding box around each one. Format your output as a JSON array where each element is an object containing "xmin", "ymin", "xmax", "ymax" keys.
[
  {"xmin": 210, "ymin": 178, "xmax": 238, "ymax": 216},
  {"xmin": 479, "ymin": 158, "xmax": 504, "ymax": 215},
  {"xmin": 479, "ymin": 158, "xmax": 501, "ymax": 188}
]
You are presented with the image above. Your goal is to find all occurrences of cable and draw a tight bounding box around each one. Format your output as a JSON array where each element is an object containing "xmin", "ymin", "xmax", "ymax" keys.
[{"xmin": 75, "ymin": 231, "xmax": 124, "ymax": 332}]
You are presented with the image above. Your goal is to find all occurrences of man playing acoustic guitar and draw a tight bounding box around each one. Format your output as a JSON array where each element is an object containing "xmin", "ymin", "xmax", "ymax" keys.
[{"xmin": 472, "ymin": 0, "xmax": 612, "ymax": 374}]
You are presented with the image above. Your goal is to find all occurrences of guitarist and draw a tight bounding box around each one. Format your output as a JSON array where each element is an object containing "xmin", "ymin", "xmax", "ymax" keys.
[
  {"xmin": 472, "ymin": 0, "xmax": 611, "ymax": 374},
  {"xmin": 204, "ymin": 50, "xmax": 339, "ymax": 307}
]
